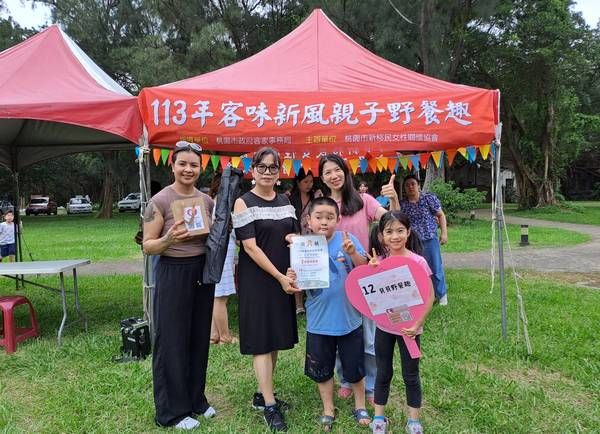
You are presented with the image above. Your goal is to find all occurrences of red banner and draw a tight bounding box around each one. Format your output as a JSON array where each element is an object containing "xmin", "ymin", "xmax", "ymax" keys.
[{"xmin": 139, "ymin": 88, "xmax": 498, "ymax": 157}]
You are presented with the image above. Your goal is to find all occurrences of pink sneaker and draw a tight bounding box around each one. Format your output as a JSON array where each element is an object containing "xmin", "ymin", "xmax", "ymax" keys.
[{"xmin": 337, "ymin": 386, "xmax": 353, "ymax": 399}]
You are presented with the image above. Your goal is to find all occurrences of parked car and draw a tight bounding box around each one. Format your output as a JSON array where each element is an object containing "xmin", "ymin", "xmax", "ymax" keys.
[
  {"xmin": 118, "ymin": 193, "xmax": 141, "ymax": 212},
  {"xmin": 25, "ymin": 196, "xmax": 57, "ymax": 216},
  {"xmin": 0, "ymin": 200, "xmax": 14, "ymax": 216},
  {"xmin": 66, "ymin": 197, "xmax": 93, "ymax": 214}
]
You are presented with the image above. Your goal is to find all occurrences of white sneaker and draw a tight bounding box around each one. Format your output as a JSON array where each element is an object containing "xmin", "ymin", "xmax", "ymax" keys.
[
  {"xmin": 203, "ymin": 406, "xmax": 216, "ymax": 418},
  {"xmin": 175, "ymin": 416, "xmax": 200, "ymax": 430},
  {"xmin": 405, "ymin": 419, "xmax": 423, "ymax": 434},
  {"xmin": 438, "ymin": 295, "xmax": 448, "ymax": 306},
  {"xmin": 370, "ymin": 418, "xmax": 387, "ymax": 434}
]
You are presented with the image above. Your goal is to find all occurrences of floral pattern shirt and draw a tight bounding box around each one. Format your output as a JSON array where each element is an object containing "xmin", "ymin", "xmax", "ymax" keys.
[{"xmin": 400, "ymin": 193, "xmax": 442, "ymax": 241}]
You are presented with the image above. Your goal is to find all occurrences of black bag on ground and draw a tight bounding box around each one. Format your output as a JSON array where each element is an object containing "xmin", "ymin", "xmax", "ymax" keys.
[{"xmin": 115, "ymin": 317, "xmax": 151, "ymax": 362}]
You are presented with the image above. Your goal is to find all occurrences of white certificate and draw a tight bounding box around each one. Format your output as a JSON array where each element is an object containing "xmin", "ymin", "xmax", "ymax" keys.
[
  {"xmin": 357, "ymin": 265, "xmax": 423, "ymax": 315},
  {"xmin": 290, "ymin": 235, "xmax": 329, "ymax": 290}
]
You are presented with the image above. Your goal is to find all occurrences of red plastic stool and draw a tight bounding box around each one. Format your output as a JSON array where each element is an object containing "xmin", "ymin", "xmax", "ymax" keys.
[{"xmin": 0, "ymin": 295, "xmax": 39, "ymax": 354}]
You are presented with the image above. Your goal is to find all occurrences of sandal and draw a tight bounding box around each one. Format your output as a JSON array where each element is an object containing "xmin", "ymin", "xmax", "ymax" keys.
[
  {"xmin": 319, "ymin": 414, "xmax": 335, "ymax": 432},
  {"xmin": 352, "ymin": 408, "xmax": 371, "ymax": 426}
]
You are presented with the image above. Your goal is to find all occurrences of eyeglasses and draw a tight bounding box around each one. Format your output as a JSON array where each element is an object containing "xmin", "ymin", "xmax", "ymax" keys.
[
  {"xmin": 254, "ymin": 164, "xmax": 280, "ymax": 174},
  {"xmin": 174, "ymin": 141, "xmax": 202, "ymax": 155}
]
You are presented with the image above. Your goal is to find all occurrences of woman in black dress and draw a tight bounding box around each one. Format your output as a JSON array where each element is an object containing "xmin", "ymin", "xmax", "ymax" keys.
[{"xmin": 232, "ymin": 147, "xmax": 300, "ymax": 432}]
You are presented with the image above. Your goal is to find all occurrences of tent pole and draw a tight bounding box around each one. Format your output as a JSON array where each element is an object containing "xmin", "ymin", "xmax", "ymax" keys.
[
  {"xmin": 494, "ymin": 141, "xmax": 508, "ymax": 339},
  {"xmin": 139, "ymin": 134, "xmax": 154, "ymax": 339},
  {"xmin": 14, "ymin": 171, "xmax": 23, "ymax": 289}
]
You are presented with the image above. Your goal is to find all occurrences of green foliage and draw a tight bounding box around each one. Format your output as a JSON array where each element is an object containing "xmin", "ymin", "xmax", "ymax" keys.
[{"xmin": 429, "ymin": 179, "xmax": 486, "ymax": 220}]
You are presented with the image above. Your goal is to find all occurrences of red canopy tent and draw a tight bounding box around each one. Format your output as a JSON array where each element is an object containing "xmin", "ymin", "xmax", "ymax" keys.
[
  {"xmin": 139, "ymin": 9, "xmax": 499, "ymax": 161},
  {"xmin": 0, "ymin": 25, "xmax": 142, "ymax": 171}
]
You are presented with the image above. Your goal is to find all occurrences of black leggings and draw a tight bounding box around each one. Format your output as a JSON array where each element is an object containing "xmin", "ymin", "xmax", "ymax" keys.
[{"xmin": 374, "ymin": 328, "xmax": 421, "ymax": 408}]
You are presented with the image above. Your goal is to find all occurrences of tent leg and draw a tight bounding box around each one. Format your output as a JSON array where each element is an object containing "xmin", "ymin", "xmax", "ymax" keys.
[
  {"xmin": 494, "ymin": 142, "xmax": 508, "ymax": 339},
  {"xmin": 138, "ymin": 139, "xmax": 154, "ymax": 341},
  {"xmin": 14, "ymin": 171, "xmax": 23, "ymax": 289}
]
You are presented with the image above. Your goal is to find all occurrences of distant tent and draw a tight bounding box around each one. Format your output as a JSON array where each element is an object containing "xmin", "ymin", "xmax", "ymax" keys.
[{"xmin": 0, "ymin": 25, "xmax": 142, "ymax": 171}]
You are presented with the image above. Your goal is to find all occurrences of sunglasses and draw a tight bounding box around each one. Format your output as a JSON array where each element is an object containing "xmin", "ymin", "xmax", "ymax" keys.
[
  {"xmin": 174, "ymin": 141, "xmax": 202, "ymax": 155},
  {"xmin": 254, "ymin": 163, "xmax": 280, "ymax": 174}
]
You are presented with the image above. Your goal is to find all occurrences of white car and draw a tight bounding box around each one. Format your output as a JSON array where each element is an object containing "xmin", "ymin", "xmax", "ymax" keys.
[
  {"xmin": 66, "ymin": 197, "xmax": 93, "ymax": 214},
  {"xmin": 118, "ymin": 193, "xmax": 141, "ymax": 212}
]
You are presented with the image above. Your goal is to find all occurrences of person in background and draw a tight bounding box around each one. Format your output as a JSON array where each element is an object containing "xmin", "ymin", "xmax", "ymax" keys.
[
  {"xmin": 319, "ymin": 153, "xmax": 399, "ymax": 404},
  {"xmin": 232, "ymin": 147, "xmax": 300, "ymax": 432},
  {"xmin": 209, "ymin": 172, "xmax": 238, "ymax": 345},
  {"xmin": 358, "ymin": 181, "xmax": 370, "ymax": 195},
  {"xmin": 400, "ymin": 174, "xmax": 448, "ymax": 306},
  {"xmin": 0, "ymin": 211, "xmax": 17, "ymax": 262},
  {"xmin": 288, "ymin": 168, "xmax": 320, "ymax": 314},
  {"xmin": 143, "ymin": 141, "xmax": 216, "ymax": 430}
]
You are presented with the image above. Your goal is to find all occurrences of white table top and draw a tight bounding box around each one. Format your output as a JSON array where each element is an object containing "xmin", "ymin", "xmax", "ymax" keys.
[{"xmin": 0, "ymin": 260, "xmax": 91, "ymax": 275}]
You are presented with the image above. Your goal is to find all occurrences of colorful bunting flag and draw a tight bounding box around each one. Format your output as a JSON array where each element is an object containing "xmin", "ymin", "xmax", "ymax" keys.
[
  {"xmin": 479, "ymin": 144, "xmax": 491, "ymax": 160},
  {"xmin": 446, "ymin": 149, "xmax": 457, "ymax": 166},
  {"xmin": 231, "ymin": 156, "xmax": 241, "ymax": 168},
  {"xmin": 210, "ymin": 154, "xmax": 220, "ymax": 170},
  {"xmin": 368, "ymin": 158, "xmax": 378, "ymax": 173},
  {"xmin": 457, "ymin": 147, "xmax": 467, "ymax": 159},
  {"xmin": 161, "ymin": 148, "xmax": 169, "ymax": 165},
  {"xmin": 349, "ymin": 158, "xmax": 360, "ymax": 174},
  {"xmin": 168, "ymin": 150, "xmax": 173, "ymax": 166},
  {"xmin": 152, "ymin": 148, "xmax": 161, "ymax": 166},
  {"xmin": 135, "ymin": 146, "xmax": 141, "ymax": 158},
  {"xmin": 377, "ymin": 157, "xmax": 388, "ymax": 172},
  {"xmin": 466, "ymin": 146, "xmax": 476, "ymax": 162},
  {"xmin": 387, "ymin": 157, "xmax": 398, "ymax": 173},
  {"xmin": 407, "ymin": 159, "xmax": 414, "ymax": 171},
  {"xmin": 242, "ymin": 157, "xmax": 252, "ymax": 173},
  {"xmin": 419, "ymin": 153, "xmax": 430, "ymax": 169},
  {"xmin": 282, "ymin": 159, "xmax": 293, "ymax": 176},
  {"xmin": 293, "ymin": 159, "xmax": 302, "ymax": 175},
  {"xmin": 431, "ymin": 151, "xmax": 443, "ymax": 169},
  {"xmin": 302, "ymin": 159, "xmax": 311, "ymax": 172},
  {"xmin": 219, "ymin": 156, "xmax": 230, "ymax": 168},
  {"xmin": 409, "ymin": 155, "xmax": 420, "ymax": 171},
  {"xmin": 359, "ymin": 158, "xmax": 369, "ymax": 174},
  {"xmin": 201, "ymin": 154, "xmax": 210, "ymax": 170},
  {"xmin": 399, "ymin": 156, "xmax": 409, "ymax": 170}
]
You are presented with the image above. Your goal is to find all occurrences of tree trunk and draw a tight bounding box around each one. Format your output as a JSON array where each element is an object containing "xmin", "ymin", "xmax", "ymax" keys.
[
  {"xmin": 422, "ymin": 159, "xmax": 445, "ymax": 192},
  {"xmin": 97, "ymin": 151, "xmax": 115, "ymax": 219},
  {"xmin": 537, "ymin": 100, "xmax": 557, "ymax": 206}
]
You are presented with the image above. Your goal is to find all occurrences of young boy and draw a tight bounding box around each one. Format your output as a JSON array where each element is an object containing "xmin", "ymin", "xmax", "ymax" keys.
[
  {"xmin": 287, "ymin": 197, "xmax": 371, "ymax": 431},
  {"xmin": 0, "ymin": 211, "xmax": 17, "ymax": 262}
]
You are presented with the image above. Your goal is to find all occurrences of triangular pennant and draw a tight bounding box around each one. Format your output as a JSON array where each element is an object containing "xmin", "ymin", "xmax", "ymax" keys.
[
  {"xmin": 242, "ymin": 157, "xmax": 252, "ymax": 173},
  {"xmin": 168, "ymin": 150, "xmax": 173, "ymax": 166},
  {"xmin": 282, "ymin": 159, "xmax": 293, "ymax": 176},
  {"xmin": 135, "ymin": 146, "xmax": 141, "ymax": 158},
  {"xmin": 407, "ymin": 159, "xmax": 414, "ymax": 171},
  {"xmin": 359, "ymin": 158, "xmax": 369, "ymax": 174},
  {"xmin": 419, "ymin": 153, "xmax": 430, "ymax": 169},
  {"xmin": 220, "ymin": 156, "xmax": 230, "ymax": 168},
  {"xmin": 466, "ymin": 146, "xmax": 476, "ymax": 162},
  {"xmin": 201, "ymin": 154, "xmax": 210, "ymax": 169},
  {"xmin": 491, "ymin": 143, "xmax": 497, "ymax": 159},
  {"xmin": 302, "ymin": 159, "xmax": 311, "ymax": 172},
  {"xmin": 479, "ymin": 144, "xmax": 491, "ymax": 160},
  {"xmin": 161, "ymin": 148, "xmax": 169, "ymax": 165},
  {"xmin": 387, "ymin": 157, "xmax": 398, "ymax": 173},
  {"xmin": 377, "ymin": 157, "xmax": 388, "ymax": 172},
  {"xmin": 368, "ymin": 158, "xmax": 378, "ymax": 173},
  {"xmin": 409, "ymin": 155, "xmax": 420, "ymax": 170},
  {"xmin": 210, "ymin": 154, "xmax": 220, "ymax": 170},
  {"xmin": 457, "ymin": 147, "xmax": 467, "ymax": 158},
  {"xmin": 431, "ymin": 151, "xmax": 443, "ymax": 169},
  {"xmin": 152, "ymin": 148, "xmax": 161, "ymax": 166},
  {"xmin": 349, "ymin": 158, "xmax": 360, "ymax": 175},
  {"xmin": 446, "ymin": 149, "xmax": 457, "ymax": 166},
  {"xmin": 399, "ymin": 156, "xmax": 409, "ymax": 170},
  {"xmin": 231, "ymin": 156, "xmax": 241, "ymax": 168},
  {"xmin": 293, "ymin": 159, "xmax": 302, "ymax": 175}
]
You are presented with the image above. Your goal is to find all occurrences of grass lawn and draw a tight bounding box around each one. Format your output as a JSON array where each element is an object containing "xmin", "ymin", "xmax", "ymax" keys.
[
  {"xmin": 0, "ymin": 271, "xmax": 598, "ymax": 433},
  {"xmin": 505, "ymin": 203, "xmax": 600, "ymax": 226},
  {"xmin": 16, "ymin": 213, "xmax": 590, "ymax": 264},
  {"xmin": 444, "ymin": 220, "xmax": 590, "ymax": 253},
  {"xmin": 19, "ymin": 213, "xmax": 142, "ymax": 262}
]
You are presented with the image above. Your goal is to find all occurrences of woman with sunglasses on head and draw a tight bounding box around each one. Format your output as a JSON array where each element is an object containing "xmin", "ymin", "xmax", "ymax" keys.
[
  {"xmin": 232, "ymin": 147, "xmax": 300, "ymax": 432},
  {"xmin": 318, "ymin": 154, "xmax": 399, "ymax": 405},
  {"xmin": 143, "ymin": 141, "xmax": 216, "ymax": 431}
]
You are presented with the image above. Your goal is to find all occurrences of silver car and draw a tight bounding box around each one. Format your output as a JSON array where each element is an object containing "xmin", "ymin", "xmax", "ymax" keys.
[
  {"xmin": 67, "ymin": 197, "xmax": 93, "ymax": 214},
  {"xmin": 118, "ymin": 193, "xmax": 141, "ymax": 212}
]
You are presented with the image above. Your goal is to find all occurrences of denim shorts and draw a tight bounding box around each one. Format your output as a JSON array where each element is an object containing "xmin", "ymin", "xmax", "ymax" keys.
[
  {"xmin": 0, "ymin": 243, "xmax": 15, "ymax": 257},
  {"xmin": 305, "ymin": 326, "xmax": 364, "ymax": 383}
]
